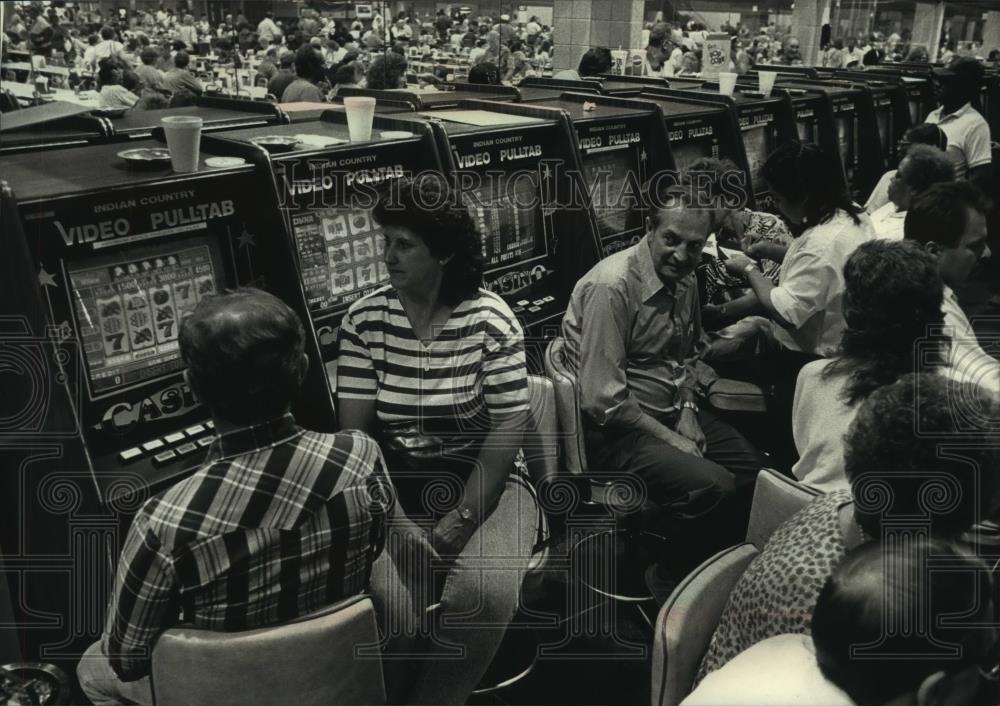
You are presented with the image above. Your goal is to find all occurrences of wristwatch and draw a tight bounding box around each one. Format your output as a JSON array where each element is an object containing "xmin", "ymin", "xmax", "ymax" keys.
[
  {"xmin": 681, "ymin": 400, "xmax": 699, "ymax": 414},
  {"xmin": 456, "ymin": 506, "xmax": 477, "ymax": 524}
]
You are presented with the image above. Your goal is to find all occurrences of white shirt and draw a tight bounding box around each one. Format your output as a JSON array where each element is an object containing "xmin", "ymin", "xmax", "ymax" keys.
[
  {"xmin": 942, "ymin": 285, "xmax": 1000, "ymax": 394},
  {"xmin": 791, "ymin": 359, "xmax": 856, "ymax": 493},
  {"xmin": 870, "ymin": 201, "xmax": 906, "ymax": 240},
  {"xmin": 94, "ymin": 39, "xmax": 124, "ymax": 63},
  {"xmin": 682, "ymin": 634, "xmax": 854, "ymax": 706},
  {"xmin": 925, "ymin": 102, "xmax": 992, "ymax": 178},
  {"xmin": 256, "ymin": 17, "xmax": 282, "ymax": 42},
  {"xmin": 770, "ymin": 209, "xmax": 874, "ymax": 356},
  {"xmin": 865, "ymin": 169, "xmax": 893, "ymax": 212},
  {"xmin": 99, "ymin": 84, "xmax": 138, "ymax": 109}
]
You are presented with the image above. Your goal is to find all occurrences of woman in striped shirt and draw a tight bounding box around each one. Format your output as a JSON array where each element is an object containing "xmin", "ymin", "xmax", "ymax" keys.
[{"xmin": 337, "ymin": 177, "xmax": 538, "ymax": 705}]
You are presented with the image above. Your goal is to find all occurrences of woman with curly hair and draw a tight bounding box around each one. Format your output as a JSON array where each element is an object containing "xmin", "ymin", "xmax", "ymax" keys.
[
  {"xmin": 337, "ymin": 176, "xmax": 538, "ymax": 705},
  {"xmin": 792, "ymin": 239, "xmax": 950, "ymax": 492},
  {"xmin": 97, "ymin": 57, "xmax": 139, "ymax": 108},
  {"xmin": 696, "ymin": 373, "xmax": 1000, "ymax": 682},
  {"xmin": 365, "ymin": 50, "xmax": 408, "ymax": 89}
]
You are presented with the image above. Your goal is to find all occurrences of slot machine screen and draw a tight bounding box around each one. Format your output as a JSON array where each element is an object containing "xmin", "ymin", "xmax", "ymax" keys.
[
  {"xmin": 875, "ymin": 107, "xmax": 892, "ymax": 158},
  {"xmin": 466, "ymin": 172, "xmax": 546, "ymax": 270},
  {"xmin": 582, "ymin": 150, "xmax": 641, "ymax": 238},
  {"xmin": 835, "ymin": 114, "xmax": 855, "ymax": 178},
  {"xmin": 796, "ymin": 117, "xmax": 815, "ymax": 144},
  {"xmin": 671, "ymin": 139, "xmax": 715, "ymax": 175},
  {"xmin": 289, "ymin": 207, "xmax": 388, "ymax": 318},
  {"xmin": 742, "ymin": 125, "xmax": 771, "ymax": 193},
  {"xmin": 65, "ymin": 233, "xmax": 227, "ymax": 397}
]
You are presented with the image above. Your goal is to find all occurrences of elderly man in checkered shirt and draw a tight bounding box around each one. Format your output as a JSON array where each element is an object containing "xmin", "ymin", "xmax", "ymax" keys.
[{"xmin": 77, "ymin": 288, "xmax": 425, "ymax": 706}]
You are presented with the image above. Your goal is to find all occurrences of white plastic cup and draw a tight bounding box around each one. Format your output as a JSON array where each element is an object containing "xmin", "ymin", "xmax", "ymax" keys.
[
  {"xmin": 718, "ymin": 72, "xmax": 738, "ymax": 97},
  {"xmin": 758, "ymin": 70, "xmax": 778, "ymax": 96},
  {"xmin": 161, "ymin": 116, "xmax": 203, "ymax": 172},
  {"xmin": 344, "ymin": 96, "xmax": 376, "ymax": 142}
]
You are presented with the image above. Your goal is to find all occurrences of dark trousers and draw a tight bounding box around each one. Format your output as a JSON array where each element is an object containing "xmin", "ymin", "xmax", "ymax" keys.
[
  {"xmin": 709, "ymin": 345, "xmax": 821, "ymax": 472},
  {"xmin": 586, "ymin": 408, "xmax": 766, "ymax": 576}
]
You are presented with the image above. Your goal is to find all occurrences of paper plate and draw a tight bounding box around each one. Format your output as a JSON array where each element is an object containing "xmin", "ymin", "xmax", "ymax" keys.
[
  {"xmin": 118, "ymin": 148, "xmax": 171, "ymax": 163},
  {"xmin": 204, "ymin": 156, "xmax": 247, "ymax": 168}
]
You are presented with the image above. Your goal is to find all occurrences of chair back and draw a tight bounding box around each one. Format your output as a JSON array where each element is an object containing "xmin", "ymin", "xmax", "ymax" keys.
[
  {"xmin": 542, "ymin": 338, "xmax": 587, "ymax": 475},
  {"xmin": 0, "ymin": 90, "xmax": 20, "ymax": 112},
  {"xmin": 650, "ymin": 543, "xmax": 760, "ymax": 706},
  {"xmin": 745, "ymin": 468, "xmax": 819, "ymax": 550},
  {"xmin": 152, "ymin": 594, "xmax": 386, "ymax": 706}
]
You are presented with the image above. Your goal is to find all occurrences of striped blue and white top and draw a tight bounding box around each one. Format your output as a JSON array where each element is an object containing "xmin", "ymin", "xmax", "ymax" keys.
[{"xmin": 337, "ymin": 285, "xmax": 529, "ymax": 427}]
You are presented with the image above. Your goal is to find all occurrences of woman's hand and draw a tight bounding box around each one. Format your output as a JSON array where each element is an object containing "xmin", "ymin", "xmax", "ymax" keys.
[
  {"xmin": 746, "ymin": 241, "xmax": 787, "ymax": 262},
  {"xmin": 432, "ymin": 508, "xmax": 477, "ymax": 557},
  {"xmin": 723, "ymin": 252, "xmax": 755, "ymax": 276}
]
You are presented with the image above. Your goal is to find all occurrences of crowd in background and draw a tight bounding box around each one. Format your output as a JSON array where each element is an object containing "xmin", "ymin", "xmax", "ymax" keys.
[
  {"xmin": 7, "ymin": 1, "xmax": 998, "ymax": 111},
  {"xmin": 1, "ymin": 1, "xmax": 562, "ymax": 107}
]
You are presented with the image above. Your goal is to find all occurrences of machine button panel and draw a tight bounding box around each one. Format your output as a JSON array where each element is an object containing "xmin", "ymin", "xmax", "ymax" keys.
[
  {"xmin": 152, "ymin": 450, "xmax": 177, "ymax": 466},
  {"xmin": 118, "ymin": 447, "xmax": 143, "ymax": 463}
]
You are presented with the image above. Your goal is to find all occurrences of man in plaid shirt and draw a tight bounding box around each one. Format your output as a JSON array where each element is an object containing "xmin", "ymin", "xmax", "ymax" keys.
[{"xmin": 77, "ymin": 288, "xmax": 395, "ymax": 706}]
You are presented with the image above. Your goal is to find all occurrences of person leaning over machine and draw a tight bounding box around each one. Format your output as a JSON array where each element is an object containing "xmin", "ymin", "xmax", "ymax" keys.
[
  {"xmin": 558, "ymin": 182, "xmax": 766, "ymax": 599},
  {"xmin": 77, "ymin": 289, "xmax": 408, "ymax": 706},
  {"xmin": 700, "ymin": 144, "xmax": 874, "ymax": 469}
]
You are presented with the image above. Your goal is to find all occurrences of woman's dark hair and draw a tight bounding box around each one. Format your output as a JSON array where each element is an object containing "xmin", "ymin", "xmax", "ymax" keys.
[
  {"xmin": 294, "ymin": 44, "xmax": 324, "ymax": 81},
  {"xmin": 904, "ymin": 180, "xmax": 991, "ymax": 249},
  {"xmin": 97, "ymin": 57, "xmax": 119, "ymax": 85},
  {"xmin": 823, "ymin": 240, "xmax": 947, "ymax": 405},
  {"xmin": 168, "ymin": 88, "xmax": 197, "ymax": 107},
  {"xmin": 333, "ymin": 61, "xmax": 360, "ymax": 84},
  {"xmin": 760, "ymin": 143, "xmax": 863, "ymax": 227},
  {"xmin": 468, "ymin": 61, "xmax": 500, "ymax": 84},
  {"xmin": 901, "ymin": 122, "xmax": 947, "ymax": 152},
  {"xmin": 844, "ymin": 373, "xmax": 1000, "ymax": 539},
  {"xmin": 366, "ymin": 52, "xmax": 407, "ymax": 89},
  {"xmin": 898, "ymin": 143, "xmax": 954, "ymax": 194},
  {"xmin": 121, "ymin": 66, "xmax": 141, "ymax": 92},
  {"xmin": 578, "ymin": 47, "xmax": 612, "ymax": 77},
  {"xmin": 372, "ymin": 177, "xmax": 484, "ymax": 305},
  {"xmin": 179, "ymin": 288, "xmax": 307, "ymax": 425},
  {"xmin": 813, "ymin": 539, "xmax": 995, "ymax": 706}
]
